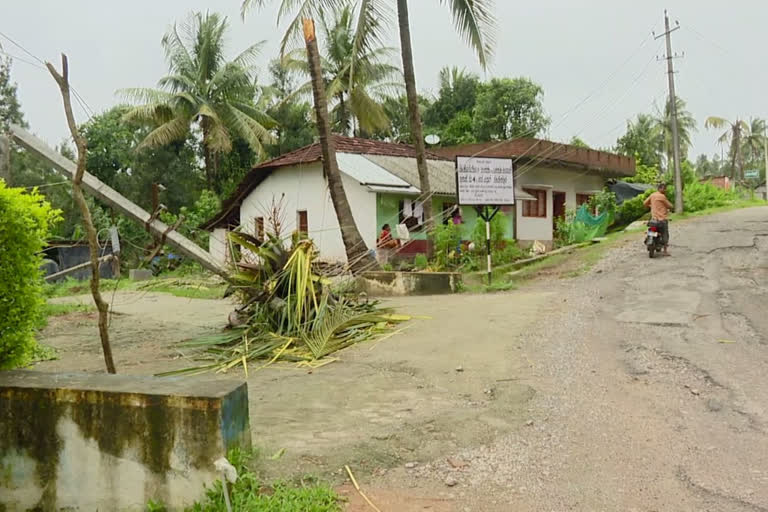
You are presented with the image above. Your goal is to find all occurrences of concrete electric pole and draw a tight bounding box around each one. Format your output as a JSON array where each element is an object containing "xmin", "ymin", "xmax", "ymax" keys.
[{"xmin": 656, "ymin": 10, "xmax": 684, "ymax": 214}]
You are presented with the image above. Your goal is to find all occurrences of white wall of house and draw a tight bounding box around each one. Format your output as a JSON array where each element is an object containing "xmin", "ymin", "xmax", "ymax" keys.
[
  {"xmin": 209, "ymin": 228, "xmax": 230, "ymax": 267},
  {"xmin": 239, "ymin": 163, "xmax": 377, "ymax": 263},
  {"xmin": 515, "ymin": 166, "xmax": 605, "ymax": 242}
]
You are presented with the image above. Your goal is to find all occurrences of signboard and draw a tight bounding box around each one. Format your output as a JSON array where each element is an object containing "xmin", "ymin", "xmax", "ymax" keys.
[
  {"xmin": 745, "ymin": 170, "xmax": 760, "ymax": 179},
  {"xmin": 456, "ymin": 156, "xmax": 515, "ymax": 206}
]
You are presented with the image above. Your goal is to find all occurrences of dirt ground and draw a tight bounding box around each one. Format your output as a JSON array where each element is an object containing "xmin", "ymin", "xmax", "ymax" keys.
[{"xmin": 37, "ymin": 206, "xmax": 768, "ymax": 511}]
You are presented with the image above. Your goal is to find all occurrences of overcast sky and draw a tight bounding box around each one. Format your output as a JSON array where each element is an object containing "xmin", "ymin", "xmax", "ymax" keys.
[{"xmin": 3, "ymin": 1, "xmax": 767, "ymax": 159}]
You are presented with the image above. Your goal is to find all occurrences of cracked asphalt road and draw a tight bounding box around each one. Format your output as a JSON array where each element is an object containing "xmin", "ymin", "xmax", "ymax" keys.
[{"xmin": 364, "ymin": 206, "xmax": 768, "ymax": 511}]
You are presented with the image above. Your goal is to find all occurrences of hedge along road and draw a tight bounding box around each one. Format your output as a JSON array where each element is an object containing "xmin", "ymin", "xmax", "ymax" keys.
[{"xmin": 37, "ymin": 206, "xmax": 768, "ymax": 511}]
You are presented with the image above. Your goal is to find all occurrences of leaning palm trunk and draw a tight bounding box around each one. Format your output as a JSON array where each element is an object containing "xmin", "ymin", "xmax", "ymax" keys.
[
  {"xmin": 397, "ymin": 0, "xmax": 434, "ymax": 256},
  {"xmin": 304, "ymin": 19, "xmax": 372, "ymax": 272}
]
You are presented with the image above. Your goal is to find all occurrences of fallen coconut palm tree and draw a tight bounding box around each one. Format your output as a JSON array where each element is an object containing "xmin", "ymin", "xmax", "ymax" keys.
[{"xmin": 161, "ymin": 231, "xmax": 408, "ymax": 376}]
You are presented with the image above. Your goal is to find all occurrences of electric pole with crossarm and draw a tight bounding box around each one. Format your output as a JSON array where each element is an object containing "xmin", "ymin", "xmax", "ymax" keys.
[{"xmin": 655, "ymin": 10, "xmax": 684, "ymax": 213}]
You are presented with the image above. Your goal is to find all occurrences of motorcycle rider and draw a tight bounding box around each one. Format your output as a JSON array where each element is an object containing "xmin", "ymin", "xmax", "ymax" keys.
[{"xmin": 643, "ymin": 183, "xmax": 673, "ymax": 256}]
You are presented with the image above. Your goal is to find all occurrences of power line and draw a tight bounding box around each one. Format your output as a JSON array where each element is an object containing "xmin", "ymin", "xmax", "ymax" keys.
[{"xmin": 0, "ymin": 30, "xmax": 95, "ymax": 120}]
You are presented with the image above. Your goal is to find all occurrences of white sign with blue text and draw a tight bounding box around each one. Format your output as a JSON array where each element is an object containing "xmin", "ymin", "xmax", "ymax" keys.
[{"xmin": 456, "ymin": 156, "xmax": 515, "ymax": 206}]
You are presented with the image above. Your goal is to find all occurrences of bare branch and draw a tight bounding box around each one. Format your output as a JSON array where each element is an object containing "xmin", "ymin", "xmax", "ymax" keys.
[{"xmin": 46, "ymin": 54, "xmax": 117, "ymax": 374}]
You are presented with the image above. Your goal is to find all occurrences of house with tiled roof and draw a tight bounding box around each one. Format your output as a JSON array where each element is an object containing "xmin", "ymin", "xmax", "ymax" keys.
[{"xmin": 203, "ymin": 136, "xmax": 634, "ymax": 264}]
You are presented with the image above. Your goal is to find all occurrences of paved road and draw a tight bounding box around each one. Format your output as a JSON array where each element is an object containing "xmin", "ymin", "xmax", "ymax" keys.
[{"xmin": 366, "ymin": 206, "xmax": 768, "ymax": 511}]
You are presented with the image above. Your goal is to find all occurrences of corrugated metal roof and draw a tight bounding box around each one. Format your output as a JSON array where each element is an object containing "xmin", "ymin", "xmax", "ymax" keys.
[
  {"xmin": 336, "ymin": 153, "xmax": 412, "ymax": 188},
  {"xmin": 366, "ymin": 184, "xmax": 421, "ymax": 195},
  {"xmin": 364, "ymin": 155, "xmax": 457, "ymax": 196}
]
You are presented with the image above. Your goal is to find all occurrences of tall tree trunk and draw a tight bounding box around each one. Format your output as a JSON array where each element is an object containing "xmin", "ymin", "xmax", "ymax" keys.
[
  {"xmin": 47, "ymin": 55, "xmax": 116, "ymax": 374},
  {"xmin": 397, "ymin": 0, "xmax": 434, "ymax": 256},
  {"xmin": 735, "ymin": 124, "xmax": 744, "ymax": 181},
  {"xmin": 201, "ymin": 121, "xmax": 217, "ymax": 191},
  {"xmin": 304, "ymin": 19, "xmax": 372, "ymax": 272},
  {"xmin": 730, "ymin": 125, "xmax": 739, "ymax": 180}
]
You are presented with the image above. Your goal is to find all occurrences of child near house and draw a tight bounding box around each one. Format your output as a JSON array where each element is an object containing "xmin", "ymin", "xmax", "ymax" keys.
[{"xmin": 376, "ymin": 224, "xmax": 400, "ymax": 265}]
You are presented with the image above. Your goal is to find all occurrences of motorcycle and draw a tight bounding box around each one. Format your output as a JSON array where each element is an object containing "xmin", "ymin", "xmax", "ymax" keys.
[{"xmin": 645, "ymin": 220, "xmax": 665, "ymax": 258}]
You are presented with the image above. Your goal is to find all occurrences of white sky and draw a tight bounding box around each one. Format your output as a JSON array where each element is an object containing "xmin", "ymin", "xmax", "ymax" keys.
[{"xmin": 3, "ymin": 0, "xmax": 767, "ymax": 158}]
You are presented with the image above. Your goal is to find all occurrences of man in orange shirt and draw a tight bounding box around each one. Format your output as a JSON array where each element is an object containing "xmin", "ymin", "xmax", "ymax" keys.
[{"xmin": 644, "ymin": 183, "xmax": 674, "ymax": 256}]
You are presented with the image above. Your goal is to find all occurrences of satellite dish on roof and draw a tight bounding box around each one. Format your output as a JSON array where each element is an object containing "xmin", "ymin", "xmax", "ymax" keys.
[{"xmin": 425, "ymin": 134, "xmax": 441, "ymax": 145}]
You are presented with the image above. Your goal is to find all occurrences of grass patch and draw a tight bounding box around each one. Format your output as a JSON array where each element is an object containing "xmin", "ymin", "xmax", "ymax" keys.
[
  {"xmin": 43, "ymin": 274, "xmax": 227, "ymax": 301},
  {"xmin": 149, "ymin": 449, "xmax": 340, "ymax": 512}
]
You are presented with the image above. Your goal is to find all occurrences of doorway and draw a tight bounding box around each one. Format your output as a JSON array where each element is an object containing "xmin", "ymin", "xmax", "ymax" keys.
[{"xmin": 553, "ymin": 191, "xmax": 567, "ymax": 227}]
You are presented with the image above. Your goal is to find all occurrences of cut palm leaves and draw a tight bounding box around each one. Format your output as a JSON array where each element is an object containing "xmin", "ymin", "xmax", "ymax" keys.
[{"xmin": 162, "ymin": 236, "xmax": 410, "ymax": 375}]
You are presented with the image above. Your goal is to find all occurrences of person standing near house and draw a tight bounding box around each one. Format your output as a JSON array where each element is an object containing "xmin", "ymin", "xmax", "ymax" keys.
[
  {"xmin": 451, "ymin": 207, "xmax": 463, "ymax": 255},
  {"xmin": 644, "ymin": 183, "xmax": 674, "ymax": 256}
]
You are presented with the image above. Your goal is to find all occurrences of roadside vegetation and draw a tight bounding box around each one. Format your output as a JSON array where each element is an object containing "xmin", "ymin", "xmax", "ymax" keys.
[{"xmin": 147, "ymin": 450, "xmax": 340, "ymax": 512}]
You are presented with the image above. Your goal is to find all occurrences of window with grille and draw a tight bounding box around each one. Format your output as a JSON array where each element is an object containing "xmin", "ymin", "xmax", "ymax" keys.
[{"xmin": 522, "ymin": 189, "xmax": 547, "ymax": 218}]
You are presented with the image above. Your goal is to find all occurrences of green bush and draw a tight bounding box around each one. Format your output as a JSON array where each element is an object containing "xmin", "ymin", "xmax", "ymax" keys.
[
  {"xmin": 0, "ymin": 182, "xmax": 60, "ymax": 369},
  {"xmin": 588, "ymin": 188, "xmax": 617, "ymax": 218},
  {"xmin": 433, "ymin": 222, "xmax": 461, "ymax": 269},
  {"xmin": 150, "ymin": 449, "xmax": 340, "ymax": 512},
  {"xmin": 471, "ymin": 209, "xmax": 508, "ymax": 250},
  {"xmin": 681, "ymin": 180, "xmax": 738, "ymax": 212},
  {"xmin": 493, "ymin": 243, "xmax": 525, "ymax": 265},
  {"xmin": 614, "ymin": 190, "xmax": 653, "ymax": 227},
  {"xmin": 413, "ymin": 253, "xmax": 428, "ymax": 270}
]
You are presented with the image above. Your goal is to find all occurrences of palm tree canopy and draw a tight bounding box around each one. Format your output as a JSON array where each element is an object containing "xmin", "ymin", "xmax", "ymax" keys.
[
  {"xmin": 654, "ymin": 95, "xmax": 696, "ymax": 165},
  {"xmin": 121, "ymin": 12, "xmax": 275, "ymax": 160},
  {"xmin": 280, "ymin": 3, "xmax": 402, "ymax": 134},
  {"xmin": 242, "ymin": 0, "xmax": 496, "ymax": 68}
]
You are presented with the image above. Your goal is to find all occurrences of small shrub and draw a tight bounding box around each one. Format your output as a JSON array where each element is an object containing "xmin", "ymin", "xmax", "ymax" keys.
[
  {"xmin": 413, "ymin": 253, "xmax": 428, "ymax": 270},
  {"xmin": 154, "ymin": 449, "xmax": 341, "ymax": 512},
  {"xmin": 433, "ymin": 223, "xmax": 461, "ymax": 269},
  {"xmin": 471, "ymin": 210, "xmax": 507, "ymax": 250},
  {"xmin": 493, "ymin": 243, "xmax": 525, "ymax": 265},
  {"xmin": 682, "ymin": 180, "xmax": 738, "ymax": 212},
  {"xmin": 587, "ymin": 188, "xmax": 617, "ymax": 218},
  {"xmin": 0, "ymin": 183, "xmax": 60, "ymax": 369},
  {"xmin": 614, "ymin": 190, "xmax": 653, "ymax": 227}
]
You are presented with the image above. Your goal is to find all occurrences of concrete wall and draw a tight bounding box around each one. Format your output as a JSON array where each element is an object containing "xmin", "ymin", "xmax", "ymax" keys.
[
  {"xmin": 0, "ymin": 371, "xmax": 251, "ymax": 511},
  {"xmin": 515, "ymin": 166, "xmax": 605, "ymax": 242},
  {"xmin": 240, "ymin": 163, "xmax": 377, "ymax": 263},
  {"xmin": 358, "ymin": 271, "xmax": 462, "ymax": 296},
  {"xmin": 209, "ymin": 227, "xmax": 230, "ymax": 268}
]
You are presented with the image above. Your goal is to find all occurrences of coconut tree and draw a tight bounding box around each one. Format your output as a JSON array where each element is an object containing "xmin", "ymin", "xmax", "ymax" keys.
[
  {"xmin": 705, "ymin": 116, "xmax": 749, "ymax": 180},
  {"xmin": 281, "ymin": 4, "xmax": 402, "ymax": 136},
  {"xmin": 241, "ymin": 1, "xmax": 371, "ymax": 269},
  {"xmin": 655, "ymin": 95, "xmax": 697, "ymax": 174},
  {"xmin": 121, "ymin": 12, "xmax": 275, "ymax": 193},
  {"xmin": 742, "ymin": 117, "xmax": 766, "ymax": 165},
  {"xmin": 244, "ymin": 0, "xmax": 496, "ymax": 253},
  {"xmin": 393, "ymin": 0, "xmax": 496, "ymax": 250}
]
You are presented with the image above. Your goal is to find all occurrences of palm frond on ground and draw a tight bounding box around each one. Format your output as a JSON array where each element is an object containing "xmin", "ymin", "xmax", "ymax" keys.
[{"xmin": 161, "ymin": 235, "xmax": 408, "ymax": 376}]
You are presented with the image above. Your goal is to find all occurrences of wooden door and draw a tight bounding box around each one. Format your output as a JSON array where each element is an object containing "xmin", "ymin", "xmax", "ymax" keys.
[{"xmin": 553, "ymin": 191, "xmax": 566, "ymax": 223}]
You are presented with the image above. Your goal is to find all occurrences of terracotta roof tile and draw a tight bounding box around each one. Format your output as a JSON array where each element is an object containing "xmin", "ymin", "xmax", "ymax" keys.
[{"xmin": 202, "ymin": 136, "xmax": 448, "ymax": 230}]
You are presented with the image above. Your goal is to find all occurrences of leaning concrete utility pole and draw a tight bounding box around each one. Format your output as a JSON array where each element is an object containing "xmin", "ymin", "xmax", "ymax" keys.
[
  {"xmin": 9, "ymin": 124, "xmax": 228, "ymax": 277},
  {"xmin": 656, "ymin": 10, "xmax": 684, "ymax": 213}
]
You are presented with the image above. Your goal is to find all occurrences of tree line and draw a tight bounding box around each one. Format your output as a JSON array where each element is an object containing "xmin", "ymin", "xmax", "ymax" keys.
[{"xmin": 1, "ymin": 1, "xmax": 764, "ymax": 267}]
